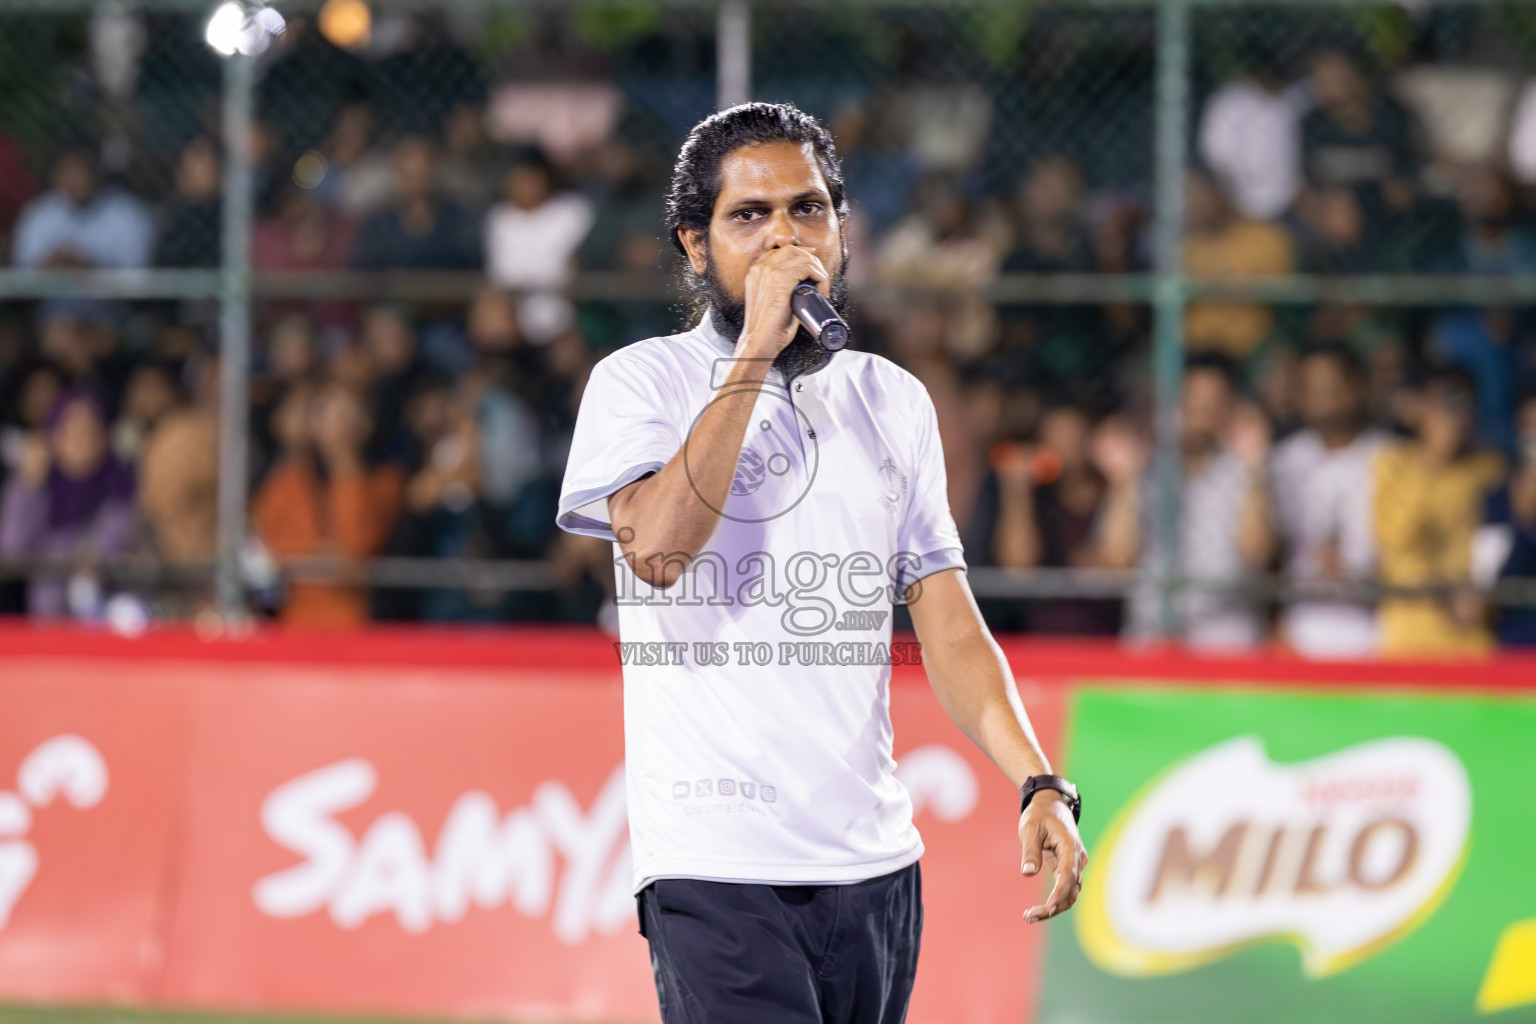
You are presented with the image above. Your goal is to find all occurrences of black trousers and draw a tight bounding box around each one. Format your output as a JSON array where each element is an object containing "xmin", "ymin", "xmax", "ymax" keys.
[{"xmin": 636, "ymin": 861, "xmax": 922, "ymax": 1024}]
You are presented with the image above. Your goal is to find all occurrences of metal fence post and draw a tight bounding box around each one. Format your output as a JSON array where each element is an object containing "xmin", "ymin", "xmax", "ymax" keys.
[
  {"xmin": 717, "ymin": 0, "xmax": 751, "ymax": 110},
  {"xmin": 215, "ymin": 49, "xmax": 255, "ymax": 617},
  {"xmin": 1151, "ymin": 0, "xmax": 1191, "ymax": 639}
]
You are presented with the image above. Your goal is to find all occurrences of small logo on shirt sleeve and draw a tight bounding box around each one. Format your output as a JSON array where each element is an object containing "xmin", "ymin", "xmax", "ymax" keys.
[{"xmin": 877, "ymin": 455, "xmax": 909, "ymax": 514}]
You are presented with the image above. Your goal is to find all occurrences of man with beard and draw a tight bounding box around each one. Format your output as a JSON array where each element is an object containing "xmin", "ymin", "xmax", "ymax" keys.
[{"xmin": 556, "ymin": 102, "xmax": 1085, "ymax": 1023}]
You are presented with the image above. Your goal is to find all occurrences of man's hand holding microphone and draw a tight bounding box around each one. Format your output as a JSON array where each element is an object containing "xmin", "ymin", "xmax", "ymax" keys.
[{"xmin": 736, "ymin": 244, "xmax": 847, "ymax": 363}]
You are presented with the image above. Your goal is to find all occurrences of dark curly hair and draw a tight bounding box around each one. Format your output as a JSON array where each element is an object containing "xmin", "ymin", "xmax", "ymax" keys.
[{"xmin": 665, "ymin": 101, "xmax": 849, "ymax": 259}]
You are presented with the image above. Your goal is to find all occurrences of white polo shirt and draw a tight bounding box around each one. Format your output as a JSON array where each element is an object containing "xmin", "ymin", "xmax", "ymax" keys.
[{"xmin": 556, "ymin": 314, "xmax": 965, "ymax": 892}]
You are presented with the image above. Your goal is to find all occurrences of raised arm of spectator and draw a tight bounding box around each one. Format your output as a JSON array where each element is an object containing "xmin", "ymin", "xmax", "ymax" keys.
[
  {"xmin": 1371, "ymin": 444, "xmax": 1417, "ymax": 564},
  {"xmin": 314, "ymin": 383, "xmax": 403, "ymax": 558},
  {"xmin": 327, "ymin": 467, "xmax": 404, "ymax": 558},
  {"xmin": 1086, "ymin": 415, "xmax": 1147, "ymax": 570},
  {"xmin": 1237, "ymin": 481, "xmax": 1276, "ymax": 570},
  {"xmin": 1229, "ymin": 401, "xmax": 1277, "ymax": 569},
  {"xmin": 991, "ymin": 444, "xmax": 1042, "ymax": 569}
]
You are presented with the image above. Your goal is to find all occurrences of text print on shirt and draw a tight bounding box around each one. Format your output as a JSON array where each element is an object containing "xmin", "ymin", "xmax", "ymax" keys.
[{"xmin": 611, "ymin": 542, "xmax": 930, "ymax": 637}]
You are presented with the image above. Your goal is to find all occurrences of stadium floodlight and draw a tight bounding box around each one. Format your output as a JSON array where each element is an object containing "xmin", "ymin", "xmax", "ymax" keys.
[{"xmin": 205, "ymin": 0, "xmax": 286, "ymax": 57}]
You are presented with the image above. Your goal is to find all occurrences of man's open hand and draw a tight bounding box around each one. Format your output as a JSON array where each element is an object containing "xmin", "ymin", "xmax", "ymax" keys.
[{"xmin": 1019, "ymin": 790, "xmax": 1088, "ymax": 923}]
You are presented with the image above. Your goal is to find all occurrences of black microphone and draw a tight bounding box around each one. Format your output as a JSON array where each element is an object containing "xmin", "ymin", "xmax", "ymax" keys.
[{"xmin": 790, "ymin": 281, "xmax": 849, "ymax": 352}]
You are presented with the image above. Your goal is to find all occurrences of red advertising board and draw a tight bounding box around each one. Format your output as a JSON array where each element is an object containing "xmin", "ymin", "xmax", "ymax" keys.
[
  {"xmin": 1, "ymin": 625, "xmax": 1531, "ymax": 1022},
  {"xmin": 0, "ymin": 625, "xmax": 1067, "ymax": 1024},
  {"xmin": 0, "ymin": 661, "xmax": 185, "ymax": 1005}
]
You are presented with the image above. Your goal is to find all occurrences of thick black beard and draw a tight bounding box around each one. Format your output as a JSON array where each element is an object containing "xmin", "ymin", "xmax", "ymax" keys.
[{"xmin": 702, "ymin": 253, "xmax": 853, "ymax": 382}]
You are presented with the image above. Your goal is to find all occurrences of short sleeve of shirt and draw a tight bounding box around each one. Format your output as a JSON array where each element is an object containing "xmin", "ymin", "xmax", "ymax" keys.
[
  {"xmin": 894, "ymin": 379, "xmax": 966, "ymax": 592},
  {"xmin": 556, "ymin": 351, "xmax": 682, "ymax": 541}
]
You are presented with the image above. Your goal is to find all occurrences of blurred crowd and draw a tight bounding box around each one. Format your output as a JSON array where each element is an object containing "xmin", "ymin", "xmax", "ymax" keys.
[{"xmin": 4, "ymin": 7, "xmax": 1536, "ymax": 655}]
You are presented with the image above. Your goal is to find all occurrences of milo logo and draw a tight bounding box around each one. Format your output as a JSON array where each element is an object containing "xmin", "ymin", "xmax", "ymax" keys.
[{"xmin": 1078, "ymin": 736, "xmax": 1471, "ymax": 978}]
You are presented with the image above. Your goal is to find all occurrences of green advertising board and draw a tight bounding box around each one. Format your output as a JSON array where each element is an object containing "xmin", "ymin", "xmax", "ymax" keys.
[{"xmin": 1038, "ymin": 687, "xmax": 1536, "ymax": 1024}]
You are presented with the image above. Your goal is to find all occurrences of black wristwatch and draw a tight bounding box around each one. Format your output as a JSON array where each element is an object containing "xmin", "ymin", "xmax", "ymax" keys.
[{"xmin": 1020, "ymin": 775, "xmax": 1081, "ymax": 824}]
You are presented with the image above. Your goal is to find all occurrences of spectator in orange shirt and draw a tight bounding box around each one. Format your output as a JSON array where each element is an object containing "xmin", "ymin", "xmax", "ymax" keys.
[
  {"xmin": 251, "ymin": 379, "xmax": 404, "ymax": 628},
  {"xmin": 1183, "ymin": 165, "xmax": 1294, "ymax": 360}
]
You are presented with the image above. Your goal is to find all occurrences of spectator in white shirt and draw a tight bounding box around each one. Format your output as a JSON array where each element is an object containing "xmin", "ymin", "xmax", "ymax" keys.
[
  {"xmin": 1097, "ymin": 355, "xmax": 1277, "ymax": 650},
  {"xmin": 1271, "ymin": 343, "xmax": 1388, "ymax": 658},
  {"xmin": 1198, "ymin": 64, "xmax": 1308, "ymax": 221},
  {"xmin": 12, "ymin": 145, "xmax": 154, "ymax": 269},
  {"xmin": 484, "ymin": 148, "xmax": 594, "ymax": 344}
]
